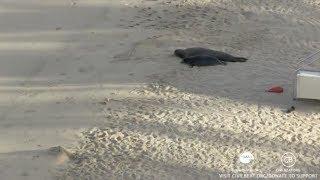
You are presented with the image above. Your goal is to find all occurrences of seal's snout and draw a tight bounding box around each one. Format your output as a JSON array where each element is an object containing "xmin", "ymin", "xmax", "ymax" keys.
[{"xmin": 174, "ymin": 49, "xmax": 186, "ymax": 58}]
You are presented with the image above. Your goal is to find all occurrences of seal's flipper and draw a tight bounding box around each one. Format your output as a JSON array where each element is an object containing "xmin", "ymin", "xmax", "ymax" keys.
[
  {"xmin": 221, "ymin": 61, "xmax": 227, "ymax": 66},
  {"xmin": 234, "ymin": 57, "xmax": 248, "ymax": 62},
  {"xmin": 216, "ymin": 59, "xmax": 227, "ymax": 65}
]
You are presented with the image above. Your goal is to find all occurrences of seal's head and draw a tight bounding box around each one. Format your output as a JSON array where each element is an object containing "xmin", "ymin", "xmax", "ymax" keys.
[{"xmin": 174, "ymin": 49, "xmax": 186, "ymax": 58}]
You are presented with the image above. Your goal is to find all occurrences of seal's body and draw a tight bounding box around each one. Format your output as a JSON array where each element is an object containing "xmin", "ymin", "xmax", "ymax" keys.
[
  {"xmin": 174, "ymin": 47, "xmax": 247, "ymax": 62},
  {"xmin": 182, "ymin": 55, "xmax": 227, "ymax": 67}
]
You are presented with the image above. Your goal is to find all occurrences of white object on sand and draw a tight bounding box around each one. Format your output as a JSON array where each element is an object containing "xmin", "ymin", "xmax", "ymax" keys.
[
  {"xmin": 295, "ymin": 70, "xmax": 320, "ymax": 100},
  {"xmin": 294, "ymin": 50, "xmax": 320, "ymax": 100}
]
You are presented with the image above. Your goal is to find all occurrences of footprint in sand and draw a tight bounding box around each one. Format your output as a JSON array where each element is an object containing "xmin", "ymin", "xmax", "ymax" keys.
[{"xmin": 78, "ymin": 65, "xmax": 95, "ymax": 73}]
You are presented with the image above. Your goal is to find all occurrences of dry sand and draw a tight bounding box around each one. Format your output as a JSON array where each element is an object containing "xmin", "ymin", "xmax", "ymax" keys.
[{"xmin": 1, "ymin": 0, "xmax": 320, "ymax": 179}]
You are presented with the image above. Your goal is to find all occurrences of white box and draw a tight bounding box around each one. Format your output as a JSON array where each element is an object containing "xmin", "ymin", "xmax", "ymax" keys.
[{"xmin": 295, "ymin": 70, "xmax": 320, "ymax": 100}]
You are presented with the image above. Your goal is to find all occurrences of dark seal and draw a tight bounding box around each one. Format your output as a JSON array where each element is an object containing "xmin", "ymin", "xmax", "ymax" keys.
[
  {"xmin": 174, "ymin": 47, "xmax": 248, "ymax": 62},
  {"xmin": 182, "ymin": 55, "xmax": 227, "ymax": 67}
]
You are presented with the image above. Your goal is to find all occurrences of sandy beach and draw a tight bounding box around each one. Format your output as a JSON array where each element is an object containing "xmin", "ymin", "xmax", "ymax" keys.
[{"xmin": 1, "ymin": 0, "xmax": 320, "ymax": 179}]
